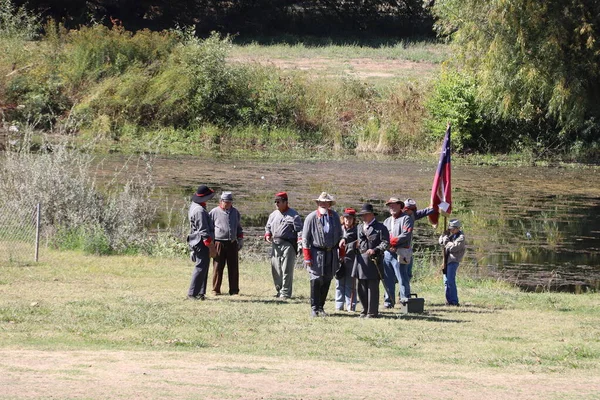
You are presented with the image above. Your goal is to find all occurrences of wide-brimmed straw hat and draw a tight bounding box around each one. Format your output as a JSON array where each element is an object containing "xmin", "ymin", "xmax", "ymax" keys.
[
  {"xmin": 314, "ymin": 192, "xmax": 336, "ymax": 205},
  {"xmin": 192, "ymin": 185, "xmax": 215, "ymax": 203},
  {"xmin": 385, "ymin": 197, "xmax": 405, "ymax": 208}
]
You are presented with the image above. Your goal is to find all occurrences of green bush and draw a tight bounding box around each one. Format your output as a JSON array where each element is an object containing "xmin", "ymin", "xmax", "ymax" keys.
[
  {"xmin": 425, "ymin": 69, "xmax": 483, "ymax": 152},
  {"xmin": 1, "ymin": 22, "xmax": 433, "ymax": 155},
  {"xmin": 54, "ymin": 223, "xmax": 112, "ymax": 255},
  {"xmin": 0, "ymin": 135, "xmax": 157, "ymax": 254},
  {"xmin": 61, "ymin": 24, "xmax": 178, "ymax": 91},
  {"xmin": 0, "ymin": 0, "xmax": 39, "ymax": 40}
]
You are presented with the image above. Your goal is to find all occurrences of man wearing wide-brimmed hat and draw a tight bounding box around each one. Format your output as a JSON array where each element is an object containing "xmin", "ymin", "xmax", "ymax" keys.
[
  {"xmin": 402, "ymin": 198, "xmax": 435, "ymax": 280},
  {"xmin": 187, "ymin": 185, "xmax": 216, "ymax": 300},
  {"xmin": 352, "ymin": 204, "xmax": 389, "ymax": 318},
  {"xmin": 209, "ymin": 192, "xmax": 244, "ymax": 296},
  {"xmin": 381, "ymin": 197, "xmax": 409, "ymax": 308},
  {"xmin": 302, "ymin": 192, "xmax": 343, "ymax": 317},
  {"xmin": 439, "ymin": 219, "xmax": 466, "ymax": 306},
  {"xmin": 265, "ymin": 191, "xmax": 304, "ymax": 299}
]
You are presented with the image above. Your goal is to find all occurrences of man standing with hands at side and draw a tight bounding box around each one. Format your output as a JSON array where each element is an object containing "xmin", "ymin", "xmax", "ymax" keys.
[
  {"xmin": 187, "ymin": 185, "xmax": 216, "ymax": 300},
  {"xmin": 265, "ymin": 191, "xmax": 304, "ymax": 299},
  {"xmin": 302, "ymin": 192, "xmax": 343, "ymax": 317},
  {"xmin": 209, "ymin": 192, "xmax": 244, "ymax": 296}
]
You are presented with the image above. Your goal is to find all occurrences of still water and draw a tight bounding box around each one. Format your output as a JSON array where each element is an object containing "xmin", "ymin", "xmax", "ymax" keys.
[{"xmin": 104, "ymin": 155, "xmax": 600, "ymax": 292}]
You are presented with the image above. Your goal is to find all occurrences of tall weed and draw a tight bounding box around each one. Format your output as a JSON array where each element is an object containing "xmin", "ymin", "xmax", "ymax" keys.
[
  {"xmin": 0, "ymin": 0, "xmax": 39, "ymax": 40},
  {"xmin": 0, "ymin": 132, "xmax": 157, "ymax": 254},
  {"xmin": 2, "ymin": 21, "xmax": 433, "ymax": 154}
]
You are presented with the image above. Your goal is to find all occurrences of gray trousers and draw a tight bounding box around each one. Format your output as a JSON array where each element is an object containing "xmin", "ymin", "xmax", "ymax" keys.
[
  {"xmin": 188, "ymin": 247, "xmax": 210, "ymax": 297},
  {"xmin": 271, "ymin": 242, "xmax": 296, "ymax": 297}
]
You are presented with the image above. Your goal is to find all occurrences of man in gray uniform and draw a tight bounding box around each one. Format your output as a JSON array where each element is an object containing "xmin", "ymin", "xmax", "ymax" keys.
[
  {"xmin": 265, "ymin": 191, "xmax": 304, "ymax": 299},
  {"xmin": 403, "ymin": 198, "xmax": 435, "ymax": 280},
  {"xmin": 352, "ymin": 204, "xmax": 389, "ymax": 318},
  {"xmin": 382, "ymin": 197, "xmax": 405, "ymax": 308},
  {"xmin": 302, "ymin": 192, "xmax": 343, "ymax": 317},
  {"xmin": 187, "ymin": 185, "xmax": 216, "ymax": 300},
  {"xmin": 209, "ymin": 192, "xmax": 244, "ymax": 296}
]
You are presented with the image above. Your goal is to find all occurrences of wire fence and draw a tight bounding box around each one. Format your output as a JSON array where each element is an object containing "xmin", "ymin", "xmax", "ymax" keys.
[{"xmin": 0, "ymin": 202, "xmax": 40, "ymax": 263}]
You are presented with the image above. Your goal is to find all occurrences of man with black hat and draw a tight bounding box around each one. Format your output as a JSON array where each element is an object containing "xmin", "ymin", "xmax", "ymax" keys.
[
  {"xmin": 265, "ymin": 191, "xmax": 304, "ymax": 299},
  {"xmin": 302, "ymin": 192, "xmax": 343, "ymax": 317},
  {"xmin": 187, "ymin": 185, "xmax": 216, "ymax": 300},
  {"xmin": 209, "ymin": 192, "xmax": 244, "ymax": 296},
  {"xmin": 352, "ymin": 204, "xmax": 389, "ymax": 318}
]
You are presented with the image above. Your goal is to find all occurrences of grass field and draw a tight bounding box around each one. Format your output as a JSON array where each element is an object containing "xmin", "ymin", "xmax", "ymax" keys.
[
  {"xmin": 1, "ymin": 249, "xmax": 599, "ymax": 398},
  {"xmin": 229, "ymin": 40, "xmax": 447, "ymax": 83}
]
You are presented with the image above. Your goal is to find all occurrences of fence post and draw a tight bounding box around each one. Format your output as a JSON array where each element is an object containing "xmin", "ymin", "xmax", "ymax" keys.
[{"xmin": 35, "ymin": 203, "xmax": 41, "ymax": 262}]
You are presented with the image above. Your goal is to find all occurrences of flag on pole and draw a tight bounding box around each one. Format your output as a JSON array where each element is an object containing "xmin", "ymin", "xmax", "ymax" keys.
[{"xmin": 428, "ymin": 124, "xmax": 452, "ymax": 227}]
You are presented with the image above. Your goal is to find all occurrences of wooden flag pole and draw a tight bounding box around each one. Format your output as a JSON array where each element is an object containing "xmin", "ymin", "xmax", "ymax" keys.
[{"xmin": 442, "ymin": 215, "xmax": 448, "ymax": 274}]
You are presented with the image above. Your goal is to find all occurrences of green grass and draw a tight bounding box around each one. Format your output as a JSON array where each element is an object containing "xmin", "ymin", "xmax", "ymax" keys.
[
  {"xmin": 1, "ymin": 248, "xmax": 599, "ymax": 374},
  {"xmin": 230, "ymin": 40, "xmax": 450, "ymax": 64}
]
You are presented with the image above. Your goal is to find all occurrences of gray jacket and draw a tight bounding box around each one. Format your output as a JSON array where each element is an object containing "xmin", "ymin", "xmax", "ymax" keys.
[
  {"xmin": 187, "ymin": 201, "xmax": 213, "ymax": 250},
  {"xmin": 352, "ymin": 220, "xmax": 390, "ymax": 280},
  {"xmin": 209, "ymin": 206, "xmax": 243, "ymax": 241},
  {"xmin": 302, "ymin": 209, "xmax": 343, "ymax": 277},
  {"xmin": 265, "ymin": 207, "xmax": 303, "ymax": 244},
  {"xmin": 439, "ymin": 231, "xmax": 466, "ymax": 263},
  {"xmin": 384, "ymin": 213, "xmax": 413, "ymax": 249}
]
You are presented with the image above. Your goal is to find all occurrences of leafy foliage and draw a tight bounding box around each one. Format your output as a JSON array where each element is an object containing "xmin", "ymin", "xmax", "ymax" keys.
[
  {"xmin": 0, "ymin": 0, "xmax": 39, "ymax": 40},
  {"xmin": 425, "ymin": 69, "xmax": 480, "ymax": 152},
  {"xmin": 12, "ymin": 0, "xmax": 434, "ymax": 38},
  {"xmin": 0, "ymin": 135, "xmax": 157, "ymax": 254},
  {"xmin": 433, "ymin": 0, "xmax": 600, "ymax": 149}
]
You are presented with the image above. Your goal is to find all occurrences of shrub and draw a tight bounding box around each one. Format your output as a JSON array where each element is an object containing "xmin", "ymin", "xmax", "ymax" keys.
[
  {"xmin": 61, "ymin": 24, "xmax": 178, "ymax": 91},
  {"xmin": 425, "ymin": 69, "xmax": 483, "ymax": 152},
  {"xmin": 0, "ymin": 0, "xmax": 39, "ymax": 40},
  {"xmin": 0, "ymin": 133, "xmax": 157, "ymax": 254}
]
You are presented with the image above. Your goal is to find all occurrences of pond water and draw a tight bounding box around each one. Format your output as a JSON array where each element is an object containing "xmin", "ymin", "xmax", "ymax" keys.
[{"xmin": 102, "ymin": 155, "xmax": 600, "ymax": 292}]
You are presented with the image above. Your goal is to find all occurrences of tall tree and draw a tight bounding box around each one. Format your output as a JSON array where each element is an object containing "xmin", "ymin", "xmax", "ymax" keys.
[
  {"xmin": 14, "ymin": 0, "xmax": 434, "ymax": 37},
  {"xmin": 434, "ymin": 0, "xmax": 600, "ymax": 138}
]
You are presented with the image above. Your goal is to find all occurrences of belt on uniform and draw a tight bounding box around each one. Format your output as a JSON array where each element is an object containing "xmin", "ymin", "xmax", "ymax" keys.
[
  {"xmin": 313, "ymin": 246, "xmax": 334, "ymax": 252},
  {"xmin": 216, "ymin": 239, "xmax": 236, "ymax": 243}
]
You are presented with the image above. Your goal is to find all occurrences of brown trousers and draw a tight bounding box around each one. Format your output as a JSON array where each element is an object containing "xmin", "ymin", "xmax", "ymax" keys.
[{"xmin": 212, "ymin": 240, "xmax": 240, "ymax": 295}]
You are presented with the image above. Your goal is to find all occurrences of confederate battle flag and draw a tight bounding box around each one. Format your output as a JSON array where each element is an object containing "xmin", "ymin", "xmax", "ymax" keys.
[{"xmin": 428, "ymin": 124, "xmax": 452, "ymax": 227}]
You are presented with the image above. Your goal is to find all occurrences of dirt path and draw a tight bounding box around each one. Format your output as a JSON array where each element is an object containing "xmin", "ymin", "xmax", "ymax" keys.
[
  {"xmin": 228, "ymin": 56, "xmax": 438, "ymax": 80},
  {"xmin": 2, "ymin": 350, "xmax": 598, "ymax": 399}
]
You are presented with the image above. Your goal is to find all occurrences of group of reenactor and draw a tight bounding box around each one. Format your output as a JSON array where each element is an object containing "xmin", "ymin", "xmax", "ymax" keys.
[{"xmin": 187, "ymin": 185, "xmax": 466, "ymax": 317}]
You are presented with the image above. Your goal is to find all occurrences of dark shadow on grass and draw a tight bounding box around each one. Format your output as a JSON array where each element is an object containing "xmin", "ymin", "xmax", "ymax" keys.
[
  {"xmin": 396, "ymin": 313, "xmax": 467, "ymax": 323},
  {"xmin": 219, "ymin": 295, "xmax": 308, "ymax": 305},
  {"xmin": 426, "ymin": 303, "xmax": 500, "ymax": 314}
]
